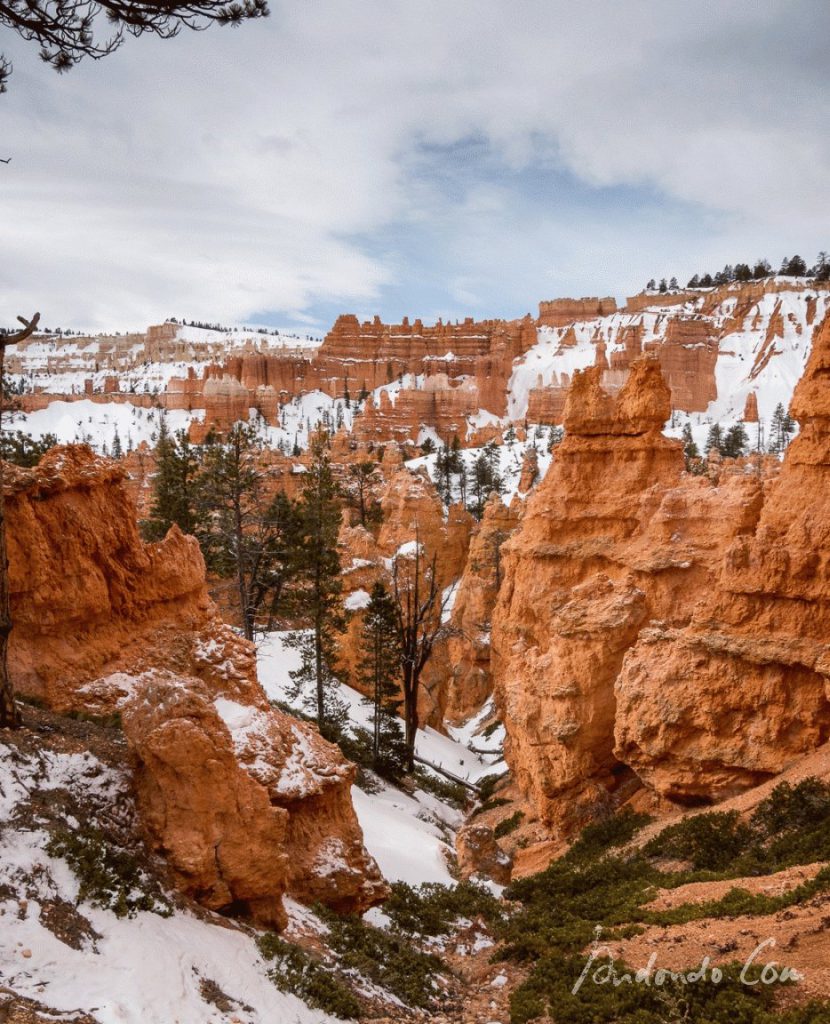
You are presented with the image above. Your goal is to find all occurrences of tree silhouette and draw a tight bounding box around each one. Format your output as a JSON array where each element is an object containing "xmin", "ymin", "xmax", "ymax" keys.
[{"xmin": 0, "ymin": 1, "xmax": 269, "ymax": 93}]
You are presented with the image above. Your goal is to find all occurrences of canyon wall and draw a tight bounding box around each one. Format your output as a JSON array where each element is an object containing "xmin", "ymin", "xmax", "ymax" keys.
[
  {"xmin": 491, "ymin": 346, "xmax": 795, "ymax": 830},
  {"xmin": 615, "ymin": 311, "xmax": 830, "ymax": 803}
]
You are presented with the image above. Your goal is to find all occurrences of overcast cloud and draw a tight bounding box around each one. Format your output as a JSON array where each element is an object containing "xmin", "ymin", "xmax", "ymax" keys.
[{"xmin": 1, "ymin": 0, "xmax": 828, "ymax": 331}]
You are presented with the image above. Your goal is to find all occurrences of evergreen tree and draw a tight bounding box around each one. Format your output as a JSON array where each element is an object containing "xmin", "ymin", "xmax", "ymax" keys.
[
  {"xmin": 142, "ymin": 418, "xmax": 201, "ymax": 541},
  {"xmin": 345, "ymin": 460, "xmax": 382, "ymax": 528},
  {"xmin": 722, "ymin": 421, "xmax": 748, "ymax": 458},
  {"xmin": 197, "ymin": 422, "xmax": 300, "ymax": 642},
  {"xmin": 681, "ymin": 422, "xmax": 699, "ymax": 469},
  {"xmin": 734, "ymin": 262, "xmax": 752, "ymax": 282},
  {"xmin": 0, "ymin": 430, "xmax": 58, "ymax": 467},
  {"xmin": 286, "ymin": 431, "xmax": 347, "ymax": 737},
  {"xmin": 646, "ymin": 278, "xmax": 656, "ymax": 291},
  {"xmin": 687, "ymin": 274, "xmax": 701, "ymax": 289},
  {"xmin": 705, "ymin": 423, "xmax": 724, "ymax": 456},
  {"xmin": 700, "ymin": 273, "xmax": 714, "ymax": 287},
  {"xmin": 357, "ymin": 581, "xmax": 406, "ymax": 778},
  {"xmin": 753, "ymin": 258, "xmax": 772, "ymax": 279},
  {"xmin": 815, "ymin": 252, "xmax": 830, "ymax": 283},
  {"xmin": 420, "ymin": 436, "xmax": 436, "ymax": 455},
  {"xmin": 467, "ymin": 447, "xmax": 503, "ymax": 520},
  {"xmin": 769, "ymin": 403, "xmax": 796, "ymax": 454},
  {"xmin": 669, "ymin": 276, "xmax": 679, "ymax": 290},
  {"xmin": 111, "ymin": 429, "xmax": 123, "ymax": 459},
  {"xmin": 658, "ymin": 278, "xmax": 668, "ymax": 293},
  {"xmin": 786, "ymin": 254, "xmax": 807, "ymax": 277},
  {"xmin": 547, "ymin": 425, "xmax": 564, "ymax": 452}
]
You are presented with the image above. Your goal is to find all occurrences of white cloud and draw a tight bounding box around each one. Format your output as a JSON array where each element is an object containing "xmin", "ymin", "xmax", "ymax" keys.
[{"xmin": 1, "ymin": 0, "xmax": 827, "ymax": 331}]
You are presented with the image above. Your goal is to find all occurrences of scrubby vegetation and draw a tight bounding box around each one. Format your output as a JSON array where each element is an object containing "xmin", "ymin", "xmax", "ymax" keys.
[
  {"xmin": 494, "ymin": 810, "xmax": 524, "ymax": 838},
  {"xmin": 383, "ymin": 879, "xmax": 504, "ymax": 937},
  {"xmin": 47, "ymin": 825, "xmax": 172, "ymax": 919},
  {"xmin": 258, "ymin": 933, "xmax": 363, "ymax": 1020},
  {"xmin": 498, "ymin": 780, "xmax": 830, "ymax": 1024}
]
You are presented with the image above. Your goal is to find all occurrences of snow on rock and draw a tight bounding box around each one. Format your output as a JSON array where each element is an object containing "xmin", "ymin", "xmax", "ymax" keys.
[
  {"xmin": 0, "ymin": 738, "xmax": 338, "ymax": 1024},
  {"xmin": 344, "ymin": 588, "xmax": 371, "ymax": 611}
]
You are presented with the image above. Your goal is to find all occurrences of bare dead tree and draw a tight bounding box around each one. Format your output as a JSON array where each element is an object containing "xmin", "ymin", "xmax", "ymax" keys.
[
  {"xmin": 391, "ymin": 528, "xmax": 457, "ymax": 770},
  {"xmin": 0, "ymin": 312, "xmax": 40, "ymax": 728},
  {"xmin": 0, "ymin": 1, "xmax": 269, "ymax": 93}
]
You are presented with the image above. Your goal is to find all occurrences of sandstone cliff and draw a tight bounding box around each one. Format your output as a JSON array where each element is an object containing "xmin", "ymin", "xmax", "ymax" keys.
[
  {"xmin": 491, "ymin": 351, "xmax": 789, "ymax": 829},
  {"xmin": 6, "ymin": 446, "xmax": 385, "ymax": 921}
]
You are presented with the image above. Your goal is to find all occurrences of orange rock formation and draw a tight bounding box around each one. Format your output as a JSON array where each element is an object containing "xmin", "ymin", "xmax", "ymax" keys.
[
  {"xmin": 491, "ymin": 341, "xmax": 800, "ymax": 829},
  {"xmin": 6, "ymin": 446, "xmax": 385, "ymax": 920}
]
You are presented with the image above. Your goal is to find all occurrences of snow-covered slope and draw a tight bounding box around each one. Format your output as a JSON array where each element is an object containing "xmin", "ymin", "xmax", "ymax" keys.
[
  {"xmin": 0, "ymin": 736, "xmax": 339, "ymax": 1024},
  {"xmin": 508, "ymin": 283, "xmax": 830, "ymax": 429},
  {"xmin": 257, "ymin": 633, "xmax": 504, "ymax": 887}
]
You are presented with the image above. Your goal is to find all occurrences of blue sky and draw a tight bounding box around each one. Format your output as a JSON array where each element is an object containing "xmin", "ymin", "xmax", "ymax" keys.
[{"xmin": 1, "ymin": 1, "xmax": 828, "ymax": 333}]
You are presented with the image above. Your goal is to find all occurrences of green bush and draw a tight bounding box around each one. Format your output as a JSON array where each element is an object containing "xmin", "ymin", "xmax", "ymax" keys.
[
  {"xmin": 257, "ymin": 933, "xmax": 362, "ymax": 1020},
  {"xmin": 47, "ymin": 826, "xmax": 172, "ymax": 918},
  {"xmin": 477, "ymin": 772, "xmax": 508, "ymax": 802},
  {"xmin": 318, "ymin": 907, "xmax": 447, "ymax": 1010},
  {"xmin": 383, "ymin": 880, "xmax": 503, "ymax": 937},
  {"xmin": 494, "ymin": 810, "xmax": 524, "ymax": 838},
  {"xmin": 471, "ymin": 796, "xmax": 512, "ymax": 819},
  {"xmin": 643, "ymin": 810, "xmax": 752, "ymax": 871},
  {"xmin": 564, "ymin": 809, "xmax": 652, "ymax": 864},
  {"xmin": 499, "ymin": 779, "xmax": 830, "ymax": 1024},
  {"xmin": 412, "ymin": 767, "xmax": 471, "ymax": 809}
]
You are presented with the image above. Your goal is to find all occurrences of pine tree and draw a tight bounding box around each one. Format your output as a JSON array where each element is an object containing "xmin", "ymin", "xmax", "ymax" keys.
[
  {"xmin": 142, "ymin": 418, "xmax": 201, "ymax": 541},
  {"xmin": 358, "ymin": 581, "xmax": 406, "ymax": 778},
  {"xmin": 466, "ymin": 445, "xmax": 503, "ymax": 520},
  {"xmin": 646, "ymin": 278, "xmax": 656, "ymax": 291},
  {"xmin": 705, "ymin": 423, "xmax": 724, "ymax": 456},
  {"xmin": 111, "ymin": 429, "xmax": 123, "ymax": 459},
  {"xmin": 669, "ymin": 276, "xmax": 679, "ymax": 291},
  {"xmin": 681, "ymin": 422, "xmax": 699, "ymax": 469},
  {"xmin": 547, "ymin": 425, "xmax": 564, "ymax": 452},
  {"xmin": 687, "ymin": 274, "xmax": 701, "ymax": 289},
  {"xmin": 345, "ymin": 461, "xmax": 382, "ymax": 528},
  {"xmin": 286, "ymin": 431, "xmax": 347, "ymax": 737},
  {"xmin": 659, "ymin": 278, "xmax": 668, "ymax": 293},
  {"xmin": 197, "ymin": 423, "xmax": 300, "ymax": 641},
  {"xmin": 722, "ymin": 422, "xmax": 748, "ymax": 459},
  {"xmin": 769, "ymin": 403, "xmax": 795, "ymax": 454}
]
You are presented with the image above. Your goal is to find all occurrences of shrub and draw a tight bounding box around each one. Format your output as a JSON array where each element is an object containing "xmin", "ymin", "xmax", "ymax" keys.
[
  {"xmin": 257, "ymin": 933, "xmax": 362, "ymax": 1020},
  {"xmin": 471, "ymin": 796, "xmax": 512, "ymax": 819},
  {"xmin": 494, "ymin": 811, "xmax": 525, "ymax": 838},
  {"xmin": 318, "ymin": 907, "xmax": 447, "ymax": 1010},
  {"xmin": 383, "ymin": 880, "xmax": 503, "ymax": 937},
  {"xmin": 564, "ymin": 810, "xmax": 652, "ymax": 864},
  {"xmin": 47, "ymin": 826, "xmax": 172, "ymax": 918},
  {"xmin": 643, "ymin": 811, "xmax": 752, "ymax": 871}
]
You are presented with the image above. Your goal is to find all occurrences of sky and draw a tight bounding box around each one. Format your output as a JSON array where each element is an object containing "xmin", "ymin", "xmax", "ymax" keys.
[{"xmin": 1, "ymin": 0, "xmax": 828, "ymax": 333}]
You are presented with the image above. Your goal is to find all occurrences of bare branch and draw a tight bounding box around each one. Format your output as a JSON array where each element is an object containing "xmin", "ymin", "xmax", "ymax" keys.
[{"xmin": 0, "ymin": 1, "xmax": 269, "ymax": 91}]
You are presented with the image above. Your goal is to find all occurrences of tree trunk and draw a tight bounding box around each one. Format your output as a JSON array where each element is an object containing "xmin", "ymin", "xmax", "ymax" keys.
[
  {"xmin": 0, "ymin": 343, "xmax": 19, "ymax": 729},
  {"xmin": 403, "ymin": 669, "xmax": 418, "ymax": 772}
]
